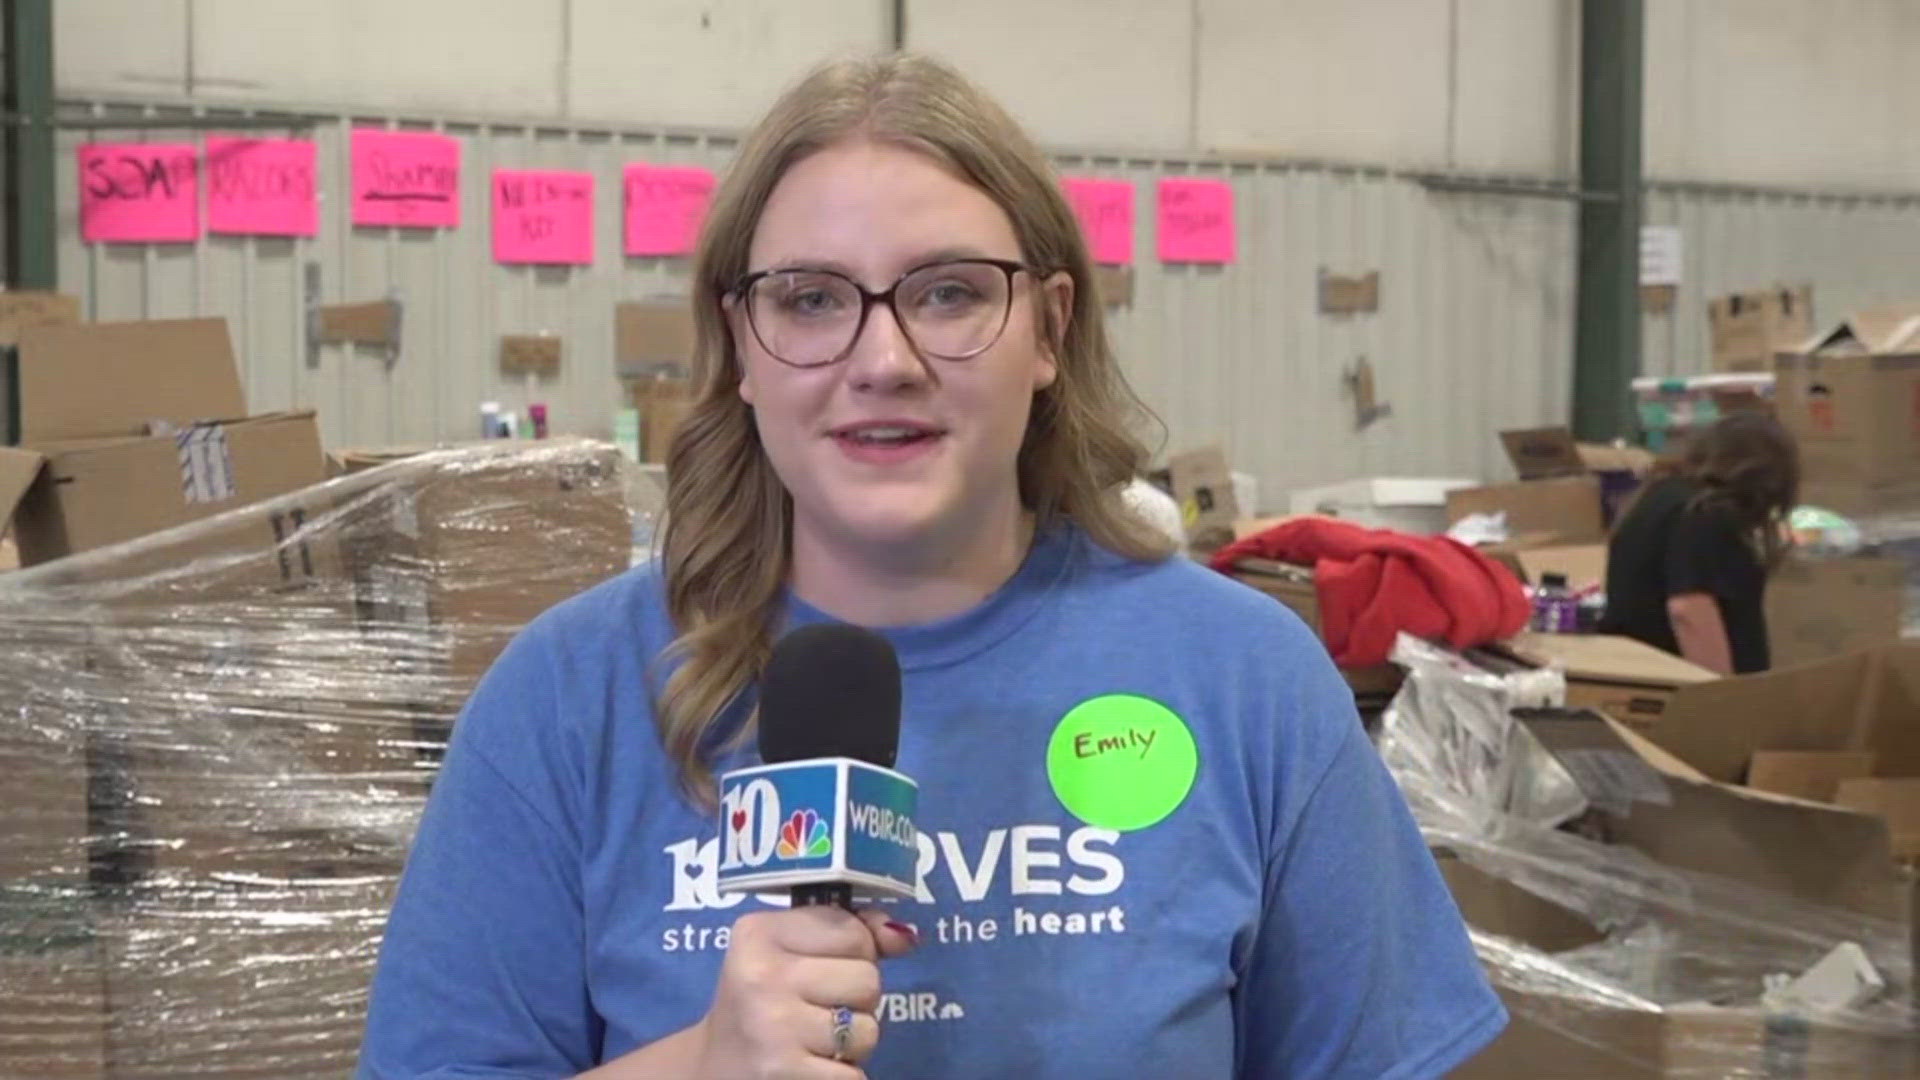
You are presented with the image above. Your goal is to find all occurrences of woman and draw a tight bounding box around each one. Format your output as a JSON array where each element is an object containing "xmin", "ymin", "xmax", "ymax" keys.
[
  {"xmin": 1599, "ymin": 412, "xmax": 1800, "ymax": 675},
  {"xmin": 358, "ymin": 55, "xmax": 1503, "ymax": 1079}
]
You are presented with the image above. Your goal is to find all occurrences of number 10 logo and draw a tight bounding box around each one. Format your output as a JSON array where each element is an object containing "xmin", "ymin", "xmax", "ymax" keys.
[{"xmin": 719, "ymin": 778, "xmax": 780, "ymax": 871}]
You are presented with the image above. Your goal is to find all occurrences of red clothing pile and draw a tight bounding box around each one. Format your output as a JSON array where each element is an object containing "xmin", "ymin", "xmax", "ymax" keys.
[{"xmin": 1210, "ymin": 517, "xmax": 1529, "ymax": 667}]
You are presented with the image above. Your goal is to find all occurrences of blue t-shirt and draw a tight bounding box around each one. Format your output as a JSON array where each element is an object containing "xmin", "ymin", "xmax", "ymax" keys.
[{"xmin": 358, "ymin": 526, "xmax": 1505, "ymax": 1079}]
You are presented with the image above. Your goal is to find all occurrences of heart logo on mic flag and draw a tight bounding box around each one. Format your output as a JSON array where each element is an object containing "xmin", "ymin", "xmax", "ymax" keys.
[
  {"xmin": 730, "ymin": 810, "xmax": 748, "ymax": 832},
  {"xmin": 777, "ymin": 808, "xmax": 832, "ymax": 859}
]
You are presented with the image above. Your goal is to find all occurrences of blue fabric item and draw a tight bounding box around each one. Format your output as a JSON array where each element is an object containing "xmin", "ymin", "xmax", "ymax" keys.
[{"xmin": 357, "ymin": 526, "xmax": 1505, "ymax": 1079}]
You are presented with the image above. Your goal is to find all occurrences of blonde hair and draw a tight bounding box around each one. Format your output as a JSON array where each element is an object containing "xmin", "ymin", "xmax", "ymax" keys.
[{"xmin": 658, "ymin": 53, "xmax": 1175, "ymax": 801}]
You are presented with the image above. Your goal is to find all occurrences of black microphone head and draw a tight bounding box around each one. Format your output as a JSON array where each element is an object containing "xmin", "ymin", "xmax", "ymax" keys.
[{"xmin": 758, "ymin": 623, "xmax": 901, "ymax": 767}]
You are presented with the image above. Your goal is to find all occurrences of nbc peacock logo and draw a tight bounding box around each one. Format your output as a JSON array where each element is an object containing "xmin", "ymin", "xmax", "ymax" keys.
[{"xmin": 777, "ymin": 808, "xmax": 832, "ymax": 860}]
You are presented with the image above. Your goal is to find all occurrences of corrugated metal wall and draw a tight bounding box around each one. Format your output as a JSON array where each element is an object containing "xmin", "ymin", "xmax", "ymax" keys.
[
  {"xmin": 50, "ymin": 99, "xmax": 1920, "ymax": 510},
  {"xmin": 1641, "ymin": 185, "xmax": 1920, "ymax": 379}
]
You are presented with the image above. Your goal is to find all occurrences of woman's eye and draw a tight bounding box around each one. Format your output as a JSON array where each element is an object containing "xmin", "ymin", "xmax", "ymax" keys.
[
  {"xmin": 781, "ymin": 289, "xmax": 843, "ymax": 316},
  {"xmin": 920, "ymin": 281, "xmax": 983, "ymax": 310}
]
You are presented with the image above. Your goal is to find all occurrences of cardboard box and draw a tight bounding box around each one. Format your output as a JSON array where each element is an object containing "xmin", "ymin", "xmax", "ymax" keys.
[
  {"xmin": 0, "ymin": 720, "xmax": 91, "ymax": 885},
  {"xmin": 1748, "ymin": 750, "xmax": 1876, "ymax": 803},
  {"xmin": 1497, "ymin": 632, "xmax": 1719, "ymax": 731},
  {"xmin": 1509, "ymin": 543, "xmax": 1607, "ymax": 591},
  {"xmin": 1709, "ymin": 285, "xmax": 1813, "ymax": 373},
  {"xmin": 627, "ymin": 375, "xmax": 693, "ymax": 464},
  {"xmin": 1499, "ymin": 426, "xmax": 1655, "ymax": 483},
  {"xmin": 1446, "ymin": 475, "xmax": 1604, "ymax": 545},
  {"xmin": 1765, "ymin": 555, "xmax": 1906, "ymax": 669},
  {"xmin": 1641, "ymin": 643, "xmax": 1920, "ymax": 860},
  {"xmin": 0, "ymin": 291, "xmax": 81, "ymax": 347},
  {"xmin": 1441, "ymin": 845, "xmax": 1917, "ymax": 1078},
  {"xmin": 615, "ymin": 299, "xmax": 697, "ymax": 376},
  {"xmin": 96, "ymin": 871, "xmax": 395, "ymax": 1077},
  {"xmin": 1169, "ymin": 447, "xmax": 1240, "ymax": 551},
  {"xmin": 329, "ymin": 441, "xmax": 633, "ymax": 690},
  {"xmin": 1837, "ymin": 778, "xmax": 1920, "ymax": 860},
  {"xmin": 0, "ymin": 318, "xmax": 326, "ymax": 568},
  {"xmin": 1775, "ymin": 305, "xmax": 1920, "ymax": 515},
  {"xmin": 0, "ymin": 947, "xmax": 110, "ymax": 1079}
]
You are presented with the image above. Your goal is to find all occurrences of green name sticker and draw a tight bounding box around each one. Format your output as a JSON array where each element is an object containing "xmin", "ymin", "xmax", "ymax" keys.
[{"xmin": 1046, "ymin": 694, "xmax": 1198, "ymax": 831}]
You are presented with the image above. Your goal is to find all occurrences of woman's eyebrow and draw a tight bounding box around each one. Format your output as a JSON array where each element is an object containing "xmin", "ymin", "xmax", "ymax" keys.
[{"xmin": 758, "ymin": 247, "xmax": 1002, "ymax": 280}]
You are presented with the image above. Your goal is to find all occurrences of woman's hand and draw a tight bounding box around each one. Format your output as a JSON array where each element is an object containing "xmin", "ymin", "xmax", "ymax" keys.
[{"xmin": 690, "ymin": 905, "xmax": 919, "ymax": 1078}]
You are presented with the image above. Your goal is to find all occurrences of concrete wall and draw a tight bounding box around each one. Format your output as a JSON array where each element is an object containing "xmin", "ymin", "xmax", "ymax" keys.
[{"xmin": 51, "ymin": 1, "xmax": 1920, "ymax": 188}]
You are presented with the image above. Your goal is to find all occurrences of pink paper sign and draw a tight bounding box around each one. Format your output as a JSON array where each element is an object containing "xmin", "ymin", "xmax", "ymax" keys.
[
  {"xmin": 1061, "ymin": 177, "xmax": 1134, "ymax": 265},
  {"xmin": 352, "ymin": 130, "xmax": 461, "ymax": 228},
  {"xmin": 623, "ymin": 164, "xmax": 716, "ymax": 256},
  {"xmin": 78, "ymin": 143, "xmax": 199, "ymax": 243},
  {"xmin": 206, "ymin": 137, "xmax": 318, "ymax": 237},
  {"xmin": 492, "ymin": 170, "xmax": 595, "ymax": 266},
  {"xmin": 1157, "ymin": 178, "xmax": 1236, "ymax": 264}
]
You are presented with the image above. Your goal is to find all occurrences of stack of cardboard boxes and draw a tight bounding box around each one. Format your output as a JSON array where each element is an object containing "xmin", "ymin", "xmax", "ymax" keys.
[{"xmin": 1, "ymin": 316, "xmax": 636, "ymax": 1077}]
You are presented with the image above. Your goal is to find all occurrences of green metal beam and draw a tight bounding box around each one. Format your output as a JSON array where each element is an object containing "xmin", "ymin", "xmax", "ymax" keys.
[
  {"xmin": 1572, "ymin": 0, "xmax": 1643, "ymax": 442},
  {"xmin": 4, "ymin": 0, "xmax": 57, "ymax": 289}
]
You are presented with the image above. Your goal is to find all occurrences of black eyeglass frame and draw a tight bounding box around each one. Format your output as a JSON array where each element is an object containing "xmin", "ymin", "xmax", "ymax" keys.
[{"xmin": 725, "ymin": 257, "xmax": 1047, "ymax": 369}]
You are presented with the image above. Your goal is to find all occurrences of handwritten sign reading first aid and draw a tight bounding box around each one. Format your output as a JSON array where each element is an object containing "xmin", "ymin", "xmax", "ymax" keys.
[
  {"xmin": 1156, "ymin": 178, "xmax": 1235, "ymax": 264},
  {"xmin": 624, "ymin": 164, "xmax": 716, "ymax": 256},
  {"xmin": 79, "ymin": 143, "xmax": 200, "ymax": 243},
  {"xmin": 1061, "ymin": 178, "xmax": 1134, "ymax": 265},
  {"xmin": 352, "ymin": 130, "xmax": 461, "ymax": 228},
  {"xmin": 493, "ymin": 170, "xmax": 595, "ymax": 265},
  {"xmin": 206, "ymin": 137, "xmax": 318, "ymax": 237}
]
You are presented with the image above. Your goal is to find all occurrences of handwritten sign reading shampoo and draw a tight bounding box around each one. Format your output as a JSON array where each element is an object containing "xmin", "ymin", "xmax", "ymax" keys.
[
  {"xmin": 352, "ymin": 130, "xmax": 461, "ymax": 228},
  {"xmin": 1156, "ymin": 178, "xmax": 1235, "ymax": 264},
  {"xmin": 1061, "ymin": 178, "xmax": 1134, "ymax": 265},
  {"xmin": 623, "ymin": 164, "xmax": 716, "ymax": 256},
  {"xmin": 493, "ymin": 170, "xmax": 595, "ymax": 265},
  {"xmin": 206, "ymin": 137, "xmax": 318, "ymax": 237},
  {"xmin": 79, "ymin": 143, "xmax": 199, "ymax": 243}
]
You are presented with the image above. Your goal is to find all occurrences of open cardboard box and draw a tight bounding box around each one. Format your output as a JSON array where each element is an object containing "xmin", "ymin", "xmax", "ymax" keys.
[
  {"xmin": 1765, "ymin": 554, "xmax": 1906, "ymax": 669},
  {"xmin": 1642, "ymin": 643, "xmax": 1920, "ymax": 861},
  {"xmin": 1494, "ymin": 631, "xmax": 1719, "ymax": 732},
  {"xmin": 0, "ymin": 318, "xmax": 324, "ymax": 568},
  {"xmin": 1775, "ymin": 305, "xmax": 1920, "ymax": 516},
  {"xmin": 1446, "ymin": 427, "xmax": 1654, "ymax": 547},
  {"xmin": 1442, "ymin": 845, "xmax": 1918, "ymax": 1078}
]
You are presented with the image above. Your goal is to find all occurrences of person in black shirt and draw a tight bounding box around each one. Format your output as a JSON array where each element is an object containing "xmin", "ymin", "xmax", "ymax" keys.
[{"xmin": 1599, "ymin": 413, "xmax": 1799, "ymax": 674}]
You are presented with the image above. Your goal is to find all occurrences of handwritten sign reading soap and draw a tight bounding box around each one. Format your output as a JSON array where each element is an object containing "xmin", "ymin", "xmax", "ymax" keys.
[
  {"xmin": 206, "ymin": 137, "xmax": 318, "ymax": 237},
  {"xmin": 493, "ymin": 170, "xmax": 595, "ymax": 265},
  {"xmin": 352, "ymin": 130, "xmax": 461, "ymax": 228},
  {"xmin": 1156, "ymin": 178, "xmax": 1235, "ymax": 264},
  {"xmin": 79, "ymin": 143, "xmax": 199, "ymax": 243},
  {"xmin": 1061, "ymin": 178, "xmax": 1134, "ymax": 265},
  {"xmin": 624, "ymin": 164, "xmax": 716, "ymax": 256}
]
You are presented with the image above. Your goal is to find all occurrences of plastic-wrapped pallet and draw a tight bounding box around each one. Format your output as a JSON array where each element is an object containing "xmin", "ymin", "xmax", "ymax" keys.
[
  {"xmin": 1379, "ymin": 635, "xmax": 1920, "ymax": 1078},
  {"xmin": 0, "ymin": 439, "xmax": 640, "ymax": 1078}
]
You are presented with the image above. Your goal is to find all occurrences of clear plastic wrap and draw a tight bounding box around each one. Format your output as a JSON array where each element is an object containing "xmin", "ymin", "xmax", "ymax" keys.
[
  {"xmin": 1380, "ymin": 634, "xmax": 1920, "ymax": 1077},
  {"xmin": 1, "ymin": 439, "xmax": 644, "ymax": 1077}
]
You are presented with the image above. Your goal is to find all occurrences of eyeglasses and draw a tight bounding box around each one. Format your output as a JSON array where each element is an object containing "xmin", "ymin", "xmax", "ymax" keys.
[{"xmin": 729, "ymin": 257, "xmax": 1040, "ymax": 369}]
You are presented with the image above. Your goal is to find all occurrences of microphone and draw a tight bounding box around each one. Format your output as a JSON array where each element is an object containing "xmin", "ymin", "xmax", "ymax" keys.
[{"xmin": 714, "ymin": 624, "xmax": 920, "ymax": 910}]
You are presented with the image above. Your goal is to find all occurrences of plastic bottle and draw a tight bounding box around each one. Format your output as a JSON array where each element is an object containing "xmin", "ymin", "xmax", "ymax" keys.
[{"xmin": 1531, "ymin": 572, "xmax": 1579, "ymax": 633}]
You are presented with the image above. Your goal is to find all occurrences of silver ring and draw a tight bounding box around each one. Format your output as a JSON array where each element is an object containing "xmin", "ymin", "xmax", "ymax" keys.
[{"xmin": 830, "ymin": 1005, "xmax": 854, "ymax": 1062}]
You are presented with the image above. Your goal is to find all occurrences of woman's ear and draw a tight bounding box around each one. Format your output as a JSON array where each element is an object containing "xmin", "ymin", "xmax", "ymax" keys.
[{"xmin": 1034, "ymin": 270, "xmax": 1074, "ymax": 391}]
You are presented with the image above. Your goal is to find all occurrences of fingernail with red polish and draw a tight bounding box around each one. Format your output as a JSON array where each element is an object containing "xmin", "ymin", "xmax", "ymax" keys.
[{"xmin": 886, "ymin": 920, "xmax": 920, "ymax": 944}]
